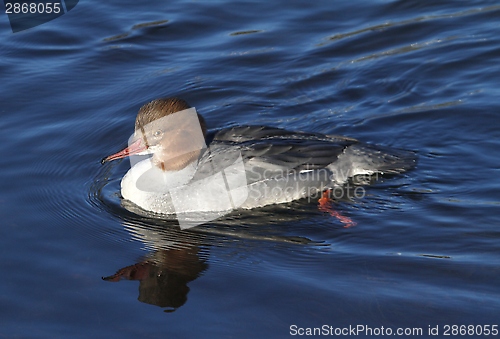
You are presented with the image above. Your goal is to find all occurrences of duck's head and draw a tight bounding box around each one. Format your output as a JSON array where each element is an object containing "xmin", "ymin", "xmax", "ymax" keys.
[{"xmin": 102, "ymin": 97, "xmax": 207, "ymax": 171}]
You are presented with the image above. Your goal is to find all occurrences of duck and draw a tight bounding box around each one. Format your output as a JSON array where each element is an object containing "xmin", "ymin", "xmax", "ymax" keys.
[{"xmin": 102, "ymin": 97, "xmax": 415, "ymax": 227}]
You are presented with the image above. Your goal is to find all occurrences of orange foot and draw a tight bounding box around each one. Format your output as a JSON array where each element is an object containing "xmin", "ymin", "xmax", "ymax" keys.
[{"xmin": 318, "ymin": 189, "xmax": 357, "ymax": 228}]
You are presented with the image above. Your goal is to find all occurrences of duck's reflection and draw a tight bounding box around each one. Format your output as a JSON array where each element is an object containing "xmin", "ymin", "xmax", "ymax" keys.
[
  {"xmin": 103, "ymin": 246, "xmax": 208, "ymax": 311},
  {"xmin": 102, "ymin": 200, "xmax": 212, "ymax": 312},
  {"xmin": 101, "ymin": 200, "xmax": 323, "ymax": 312}
]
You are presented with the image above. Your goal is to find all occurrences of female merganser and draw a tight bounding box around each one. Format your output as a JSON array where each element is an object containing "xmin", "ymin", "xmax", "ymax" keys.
[{"xmin": 103, "ymin": 97, "xmax": 415, "ymax": 225}]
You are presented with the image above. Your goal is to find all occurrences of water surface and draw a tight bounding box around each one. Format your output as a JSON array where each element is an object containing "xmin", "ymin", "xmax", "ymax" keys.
[{"xmin": 1, "ymin": 0, "xmax": 500, "ymax": 337}]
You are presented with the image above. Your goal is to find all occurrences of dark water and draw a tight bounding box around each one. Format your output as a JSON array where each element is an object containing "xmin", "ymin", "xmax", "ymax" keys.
[{"xmin": 2, "ymin": 0, "xmax": 500, "ymax": 337}]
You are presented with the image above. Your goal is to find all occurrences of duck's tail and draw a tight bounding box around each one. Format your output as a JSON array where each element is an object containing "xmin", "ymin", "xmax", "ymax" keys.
[{"xmin": 328, "ymin": 143, "xmax": 417, "ymax": 184}]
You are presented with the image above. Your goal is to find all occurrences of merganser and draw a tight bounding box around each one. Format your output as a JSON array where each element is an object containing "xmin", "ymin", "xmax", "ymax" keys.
[{"xmin": 102, "ymin": 97, "xmax": 415, "ymax": 227}]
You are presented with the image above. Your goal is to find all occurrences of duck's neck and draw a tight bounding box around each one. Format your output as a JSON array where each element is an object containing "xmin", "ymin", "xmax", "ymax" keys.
[{"xmin": 153, "ymin": 149, "xmax": 201, "ymax": 172}]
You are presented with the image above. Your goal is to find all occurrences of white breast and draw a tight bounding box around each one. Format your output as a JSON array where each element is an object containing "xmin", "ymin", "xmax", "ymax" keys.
[{"xmin": 121, "ymin": 158, "xmax": 197, "ymax": 214}]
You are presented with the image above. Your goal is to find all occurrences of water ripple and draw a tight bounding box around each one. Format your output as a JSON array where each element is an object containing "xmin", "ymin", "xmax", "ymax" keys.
[{"xmin": 320, "ymin": 5, "xmax": 500, "ymax": 46}]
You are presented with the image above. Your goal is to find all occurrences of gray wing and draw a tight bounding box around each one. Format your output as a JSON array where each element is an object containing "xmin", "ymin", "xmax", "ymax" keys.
[
  {"xmin": 196, "ymin": 125, "xmax": 415, "ymax": 185},
  {"xmin": 210, "ymin": 125, "xmax": 357, "ymax": 170}
]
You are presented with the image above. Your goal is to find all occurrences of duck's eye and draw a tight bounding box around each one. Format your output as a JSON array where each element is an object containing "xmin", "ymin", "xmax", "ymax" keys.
[{"xmin": 153, "ymin": 129, "xmax": 163, "ymax": 138}]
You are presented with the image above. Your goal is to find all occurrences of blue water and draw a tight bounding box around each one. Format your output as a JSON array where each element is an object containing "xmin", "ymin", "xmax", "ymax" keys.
[{"xmin": 1, "ymin": 0, "xmax": 500, "ymax": 337}]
